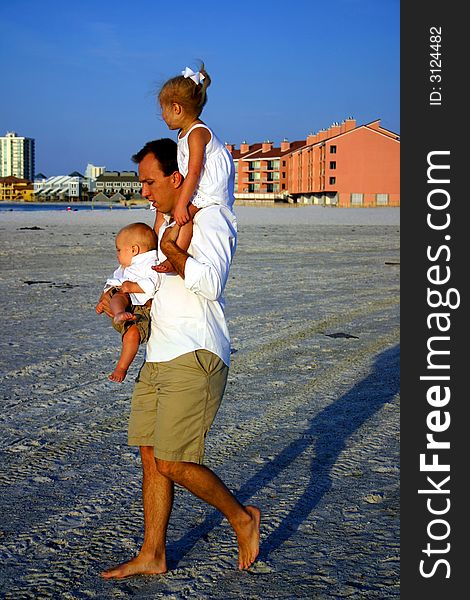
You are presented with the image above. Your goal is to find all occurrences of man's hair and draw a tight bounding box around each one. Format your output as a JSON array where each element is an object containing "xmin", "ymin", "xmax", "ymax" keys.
[
  {"xmin": 117, "ymin": 222, "xmax": 157, "ymax": 252},
  {"xmin": 131, "ymin": 138, "xmax": 178, "ymax": 176}
]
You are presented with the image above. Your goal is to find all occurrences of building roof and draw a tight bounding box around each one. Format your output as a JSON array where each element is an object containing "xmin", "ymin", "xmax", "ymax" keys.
[
  {"xmin": 230, "ymin": 143, "xmax": 263, "ymax": 160},
  {"xmin": 242, "ymin": 140, "xmax": 306, "ymax": 160},
  {"xmin": 97, "ymin": 171, "xmax": 139, "ymax": 182},
  {"xmin": 0, "ymin": 175, "xmax": 30, "ymax": 184},
  {"xmin": 92, "ymin": 192, "xmax": 109, "ymax": 202},
  {"xmin": 109, "ymin": 192, "xmax": 126, "ymax": 202},
  {"xmin": 292, "ymin": 121, "xmax": 400, "ymax": 155}
]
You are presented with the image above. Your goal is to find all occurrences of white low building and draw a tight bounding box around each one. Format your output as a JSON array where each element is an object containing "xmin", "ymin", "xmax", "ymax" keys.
[{"xmin": 34, "ymin": 175, "xmax": 83, "ymax": 200}]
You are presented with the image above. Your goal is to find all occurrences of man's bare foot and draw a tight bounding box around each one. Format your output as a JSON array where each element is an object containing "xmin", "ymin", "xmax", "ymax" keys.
[
  {"xmin": 236, "ymin": 505, "xmax": 261, "ymax": 570},
  {"xmin": 108, "ymin": 367, "xmax": 128, "ymax": 382},
  {"xmin": 153, "ymin": 259, "xmax": 175, "ymax": 273},
  {"xmin": 101, "ymin": 554, "xmax": 167, "ymax": 579},
  {"xmin": 113, "ymin": 311, "xmax": 136, "ymax": 325}
]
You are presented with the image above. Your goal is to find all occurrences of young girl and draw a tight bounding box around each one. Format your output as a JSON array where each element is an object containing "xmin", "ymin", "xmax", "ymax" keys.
[{"xmin": 154, "ymin": 63, "xmax": 235, "ymax": 271}]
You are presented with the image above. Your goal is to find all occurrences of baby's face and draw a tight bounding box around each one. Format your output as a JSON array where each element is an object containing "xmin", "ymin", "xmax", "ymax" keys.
[{"xmin": 115, "ymin": 233, "xmax": 135, "ymax": 268}]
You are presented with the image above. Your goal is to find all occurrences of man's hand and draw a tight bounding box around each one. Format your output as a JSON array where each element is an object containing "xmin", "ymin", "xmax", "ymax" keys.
[{"xmin": 95, "ymin": 289, "xmax": 114, "ymax": 318}]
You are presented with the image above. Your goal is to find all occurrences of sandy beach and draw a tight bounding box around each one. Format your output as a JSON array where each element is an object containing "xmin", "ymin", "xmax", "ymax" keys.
[{"xmin": 0, "ymin": 205, "xmax": 399, "ymax": 599}]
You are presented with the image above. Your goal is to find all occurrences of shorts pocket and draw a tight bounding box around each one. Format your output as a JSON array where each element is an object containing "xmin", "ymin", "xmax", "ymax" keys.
[{"xmin": 192, "ymin": 349, "xmax": 214, "ymax": 375}]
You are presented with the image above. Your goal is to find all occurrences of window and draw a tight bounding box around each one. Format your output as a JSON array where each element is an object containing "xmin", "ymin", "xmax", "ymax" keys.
[
  {"xmin": 330, "ymin": 161, "xmax": 336, "ymax": 169},
  {"xmin": 330, "ymin": 145, "xmax": 337, "ymax": 153},
  {"xmin": 282, "ymin": 160, "xmax": 286, "ymax": 166},
  {"xmin": 329, "ymin": 177, "xmax": 336, "ymax": 185},
  {"xmin": 282, "ymin": 184, "xmax": 286, "ymax": 190},
  {"xmin": 351, "ymin": 193, "xmax": 364, "ymax": 205},
  {"xmin": 376, "ymin": 193, "xmax": 389, "ymax": 206}
]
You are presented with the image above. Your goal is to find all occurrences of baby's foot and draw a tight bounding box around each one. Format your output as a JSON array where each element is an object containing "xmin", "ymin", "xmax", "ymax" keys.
[
  {"xmin": 113, "ymin": 311, "xmax": 136, "ymax": 325},
  {"xmin": 109, "ymin": 367, "xmax": 128, "ymax": 383},
  {"xmin": 153, "ymin": 259, "xmax": 175, "ymax": 273}
]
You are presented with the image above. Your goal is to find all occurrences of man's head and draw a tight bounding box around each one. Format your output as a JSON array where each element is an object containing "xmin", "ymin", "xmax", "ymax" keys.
[
  {"xmin": 132, "ymin": 139, "xmax": 182, "ymax": 214},
  {"xmin": 115, "ymin": 222, "xmax": 157, "ymax": 267}
]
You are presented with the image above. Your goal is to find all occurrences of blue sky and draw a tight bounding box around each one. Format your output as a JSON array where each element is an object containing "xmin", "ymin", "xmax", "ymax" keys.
[{"xmin": 0, "ymin": 0, "xmax": 399, "ymax": 175}]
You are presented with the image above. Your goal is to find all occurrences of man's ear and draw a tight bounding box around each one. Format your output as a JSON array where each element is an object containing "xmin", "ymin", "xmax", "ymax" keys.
[{"xmin": 172, "ymin": 171, "xmax": 184, "ymax": 188}]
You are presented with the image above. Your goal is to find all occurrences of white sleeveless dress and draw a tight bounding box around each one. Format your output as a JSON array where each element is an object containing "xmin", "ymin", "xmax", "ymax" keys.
[{"xmin": 177, "ymin": 123, "xmax": 235, "ymax": 209}]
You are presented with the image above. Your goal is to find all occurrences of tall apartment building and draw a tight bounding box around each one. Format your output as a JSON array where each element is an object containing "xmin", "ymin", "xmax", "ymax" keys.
[
  {"xmin": 288, "ymin": 119, "xmax": 400, "ymax": 207},
  {"xmin": 226, "ymin": 118, "xmax": 400, "ymax": 206},
  {"xmin": 226, "ymin": 140, "xmax": 305, "ymax": 201},
  {"xmin": 0, "ymin": 132, "xmax": 35, "ymax": 180}
]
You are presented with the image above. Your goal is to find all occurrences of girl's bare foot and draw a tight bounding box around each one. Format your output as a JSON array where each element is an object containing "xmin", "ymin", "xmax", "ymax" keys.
[
  {"xmin": 113, "ymin": 311, "xmax": 136, "ymax": 324},
  {"xmin": 236, "ymin": 505, "xmax": 261, "ymax": 570},
  {"xmin": 153, "ymin": 259, "xmax": 175, "ymax": 273},
  {"xmin": 101, "ymin": 554, "xmax": 167, "ymax": 579},
  {"xmin": 108, "ymin": 367, "xmax": 127, "ymax": 382}
]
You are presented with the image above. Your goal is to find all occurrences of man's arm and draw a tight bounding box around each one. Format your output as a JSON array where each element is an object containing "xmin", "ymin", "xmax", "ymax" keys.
[{"xmin": 160, "ymin": 207, "xmax": 237, "ymax": 301}]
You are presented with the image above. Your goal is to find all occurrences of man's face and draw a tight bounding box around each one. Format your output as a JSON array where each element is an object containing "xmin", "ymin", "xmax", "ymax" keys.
[{"xmin": 139, "ymin": 153, "xmax": 177, "ymax": 214}]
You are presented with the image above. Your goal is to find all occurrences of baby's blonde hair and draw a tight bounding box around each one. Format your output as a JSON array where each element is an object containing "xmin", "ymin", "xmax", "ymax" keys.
[
  {"xmin": 158, "ymin": 63, "xmax": 211, "ymax": 118},
  {"xmin": 117, "ymin": 222, "xmax": 157, "ymax": 253}
]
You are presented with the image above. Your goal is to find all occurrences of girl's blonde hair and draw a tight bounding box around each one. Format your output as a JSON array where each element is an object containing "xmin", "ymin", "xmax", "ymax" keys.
[{"xmin": 158, "ymin": 63, "xmax": 211, "ymax": 118}]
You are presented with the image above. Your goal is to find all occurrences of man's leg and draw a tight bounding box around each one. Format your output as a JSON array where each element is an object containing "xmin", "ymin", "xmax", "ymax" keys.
[
  {"xmin": 101, "ymin": 446, "xmax": 174, "ymax": 579},
  {"xmin": 156, "ymin": 459, "xmax": 260, "ymax": 570}
]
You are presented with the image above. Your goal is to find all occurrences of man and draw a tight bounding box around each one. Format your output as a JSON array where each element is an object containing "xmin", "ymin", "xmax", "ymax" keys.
[{"xmin": 102, "ymin": 139, "xmax": 260, "ymax": 579}]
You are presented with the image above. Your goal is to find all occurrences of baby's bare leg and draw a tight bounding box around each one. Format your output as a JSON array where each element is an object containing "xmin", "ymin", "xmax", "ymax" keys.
[
  {"xmin": 109, "ymin": 325, "xmax": 141, "ymax": 383},
  {"xmin": 109, "ymin": 291, "xmax": 136, "ymax": 324}
]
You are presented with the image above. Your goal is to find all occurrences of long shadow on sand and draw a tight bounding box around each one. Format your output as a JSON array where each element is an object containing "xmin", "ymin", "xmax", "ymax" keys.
[{"xmin": 167, "ymin": 344, "xmax": 400, "ymax": 566}]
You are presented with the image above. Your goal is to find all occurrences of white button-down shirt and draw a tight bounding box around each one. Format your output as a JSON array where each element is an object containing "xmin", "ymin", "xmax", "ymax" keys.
[
  {"xmin": 104, "ymin": 250, "xmax": 159, "ymax": 305},
  {"xmin": 146, "ymin": 205, "xmax": 237, "ymax": 366}
]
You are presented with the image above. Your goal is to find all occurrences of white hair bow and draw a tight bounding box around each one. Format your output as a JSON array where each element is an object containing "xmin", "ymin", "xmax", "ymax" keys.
[{"xmin": 182, "ymin": 66, "xmax": 205, "ymax": 85}]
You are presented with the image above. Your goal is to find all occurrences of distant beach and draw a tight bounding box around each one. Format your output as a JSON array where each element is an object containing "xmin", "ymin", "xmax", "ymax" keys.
[
  {"xmin": 0, "ymin": 200, "xmax": 400, "ymax": 225},
  {"xmin": 0, "ymin": 208, "xmax": 399, "ymax": 598}
]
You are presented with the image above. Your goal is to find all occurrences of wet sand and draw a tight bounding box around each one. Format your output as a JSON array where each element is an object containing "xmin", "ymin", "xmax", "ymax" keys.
[{"xmin": 0, "ymin": 206, "xmax": 400, "ymax": 598}]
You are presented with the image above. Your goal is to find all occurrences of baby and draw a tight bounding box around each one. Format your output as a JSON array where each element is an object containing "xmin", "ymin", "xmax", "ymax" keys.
[{"xmin": 95, "ymin": 222, "xmax": 159, "ymax": 382}]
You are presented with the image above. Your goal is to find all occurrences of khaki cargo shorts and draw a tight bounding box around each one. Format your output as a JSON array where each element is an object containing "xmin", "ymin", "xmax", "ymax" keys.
[
  {"xmin": 128, "ymin": 350, "xmax": 228, "ymax": 464},
  {"xmin": 112, "ymin": 304, "xmax": 150, "ymax": 344}
]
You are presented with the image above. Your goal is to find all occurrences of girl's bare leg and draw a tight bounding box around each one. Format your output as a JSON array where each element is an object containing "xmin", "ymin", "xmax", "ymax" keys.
[{"xmin": 155, "ymin": 220, "xmax": 194, "ymax": 272}]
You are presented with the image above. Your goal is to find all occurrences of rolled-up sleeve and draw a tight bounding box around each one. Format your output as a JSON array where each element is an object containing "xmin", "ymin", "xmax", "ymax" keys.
[{"xmin": 184, "ymin": 207, "xmax": 237, "ymax": 301}]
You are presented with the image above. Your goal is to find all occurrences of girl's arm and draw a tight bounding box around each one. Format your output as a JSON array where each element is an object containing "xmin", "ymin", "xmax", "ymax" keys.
[{"xmin": 173, "ymin": 126, "xmax": 211, "ymax": 225}]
